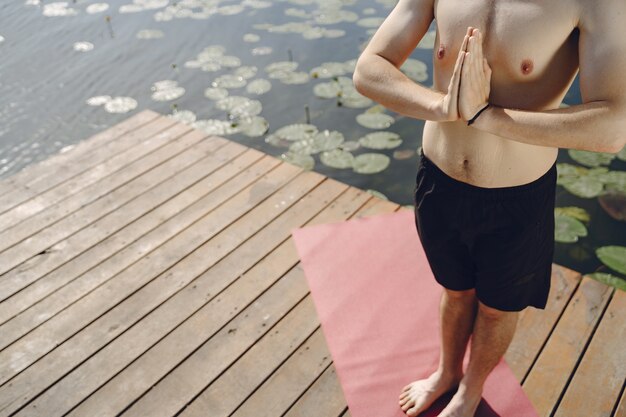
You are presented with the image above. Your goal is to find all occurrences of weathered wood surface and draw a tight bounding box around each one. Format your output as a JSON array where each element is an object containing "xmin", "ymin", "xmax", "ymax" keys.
[{"xmin": 0, "ymin": 109, "xmax": 623, "ymax": 417}]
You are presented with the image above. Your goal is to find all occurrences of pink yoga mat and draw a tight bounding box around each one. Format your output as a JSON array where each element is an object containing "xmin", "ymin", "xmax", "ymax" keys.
[{"xmin": 291, "ymin": 209, "xmax": 539, "ymax": 417}]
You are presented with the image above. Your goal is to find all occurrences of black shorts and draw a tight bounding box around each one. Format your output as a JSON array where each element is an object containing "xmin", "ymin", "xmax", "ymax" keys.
[{"xmin": 413, "ymin": 148, "xmax": 557, "ymax": 312}]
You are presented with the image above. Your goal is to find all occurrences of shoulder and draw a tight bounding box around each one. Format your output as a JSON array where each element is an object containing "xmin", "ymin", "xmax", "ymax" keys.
[{"xmin": 576, "ymin": 0, "xmax": 626, "ymax": 32}]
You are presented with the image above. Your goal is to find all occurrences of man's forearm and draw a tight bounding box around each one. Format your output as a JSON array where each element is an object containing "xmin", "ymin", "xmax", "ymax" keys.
[
  {"xmin": 353, "ymin": 53, "xmax": 448, "ymax": 122},
  {"xmin": 471, "ymin": 100, "xmax": 626, "ymax": 154}
]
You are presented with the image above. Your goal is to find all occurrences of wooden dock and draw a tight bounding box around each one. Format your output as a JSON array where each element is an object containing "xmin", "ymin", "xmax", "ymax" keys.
[{"xmin": 0, "ymin": 109, "xmax": 623, "ymax": 417}]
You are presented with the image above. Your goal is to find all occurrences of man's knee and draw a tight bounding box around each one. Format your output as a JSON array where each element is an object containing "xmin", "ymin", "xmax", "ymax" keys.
[
  {"xmin": 444, "ymin": 287, "xmax": 476, "ymax": 301},
  {"xmin": 477, "ymin": 299, "xmax": 519, "ymax": 319}
]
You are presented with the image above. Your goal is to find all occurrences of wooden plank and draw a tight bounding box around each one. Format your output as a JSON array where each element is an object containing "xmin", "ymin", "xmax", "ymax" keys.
[
  {"xmin": 16, "ymin": 171, "xmax": 335, "ymax": 417},
  {"xmin": 0, "ymin": 112, "xmax": 171, "ymax": 215},
  {"xmin": 521, "ymin": 276, "xmax": 614, "ymax": 416},
  {"xmin": 56, "ymin": 177, "xmax": 344, "ymax": 417},
  {"xmin": 283, "ymin": 363, "xmax": 347, "ymax": 417},
  {"xmin": 0, "ymin": 141, "xmax": 250, "ymax": 343},
  {"xmin": 0, "ymin": 110, "xmax": 159, "ymax": 195},
  {"xmin": 504, "ymin": 264, "xmax": 581, "ymax": 382},
  {"xmin": 0, "ymin": 124, "xmax": 208, "ymax": 287},
  {"xmin": 174, "ymin": 188, "xmax": 373, "ymax": 417},
  {"xmin": 0, "ymin": 152, "xmax": 285, "ymax": 383},
  {"xmin": 553, "ymin": 288, "xmax": 626, "ymax": 417},
  {"xmin": 232, "ymin": 327, "xmax": 334, "ymax": 417},
  {"xmin": 0, "ymin": 161, "xmax": 306, "ymax": 414},
  {"xmin": 179, "ymin": 295, "xmax": 322, "ymax": 417},
  {"xmin": 0, "ymin": 117, "xmax": 189, "ymax": 233}
]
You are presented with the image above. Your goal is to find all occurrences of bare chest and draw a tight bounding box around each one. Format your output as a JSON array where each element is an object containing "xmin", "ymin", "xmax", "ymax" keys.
[{"xmin": 432, "ymin": 0, "xmax": 580, "ymax": 108}]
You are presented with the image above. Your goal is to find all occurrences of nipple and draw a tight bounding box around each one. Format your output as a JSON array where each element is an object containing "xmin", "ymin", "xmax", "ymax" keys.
[
  {"xmin": 437, "ymin": 45, "xmax": 446, "ymax": 59},
  {"xmin": 521, "ymin": 59, "xmax": 534, "ymax": 75}
]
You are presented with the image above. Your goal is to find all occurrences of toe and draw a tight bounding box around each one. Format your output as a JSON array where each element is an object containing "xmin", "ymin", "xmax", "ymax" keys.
[
  {"xmin": 399, "ymin": 391, "xmax": 409, "ymax": 400},
  {"xmin": 401, "ymin": 399, "xmax": 414, "ymax": 411}
]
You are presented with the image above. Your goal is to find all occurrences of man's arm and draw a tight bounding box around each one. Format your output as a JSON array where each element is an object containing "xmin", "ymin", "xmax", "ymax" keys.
[
  {"xmin": 471, "ymin": 0, "xmax": 626, "ymax": 154},
  {"xmin": 353, "ymin": 0, "xmax": 448, "ymax": 121}
]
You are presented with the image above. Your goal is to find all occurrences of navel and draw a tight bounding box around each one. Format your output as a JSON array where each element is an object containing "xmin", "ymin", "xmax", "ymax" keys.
[
  {"xmin": 437, "ymin": 44, "xmax": 446, "ymax": 59},
  {"xmin": 520, "ymin": 59, "xmax": 534, "ymax": 75}
]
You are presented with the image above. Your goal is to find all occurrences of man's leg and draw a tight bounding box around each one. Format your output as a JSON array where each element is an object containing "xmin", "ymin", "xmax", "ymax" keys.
[
  {"xmin": 438, "ymin": 299, "xmax": 519, "ymax": 416},
  {"xmin": 399, "ymin": 288, "xmax": 478, "ymax": 416}
]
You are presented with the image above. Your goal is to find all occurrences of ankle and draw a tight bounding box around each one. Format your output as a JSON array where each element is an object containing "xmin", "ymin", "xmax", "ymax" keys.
[{"xmin": 436, "ymin": 366, "xmax": 464, "ymax": 382}]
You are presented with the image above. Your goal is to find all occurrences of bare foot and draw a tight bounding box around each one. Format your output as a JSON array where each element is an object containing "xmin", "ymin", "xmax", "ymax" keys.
[
  {"xmin": 437, "ymin": 384, "xmax": 483, "ymax": 417},
  {"xmin": 398, "ymin": 370, "xmax": 462, "ymax": 416}
]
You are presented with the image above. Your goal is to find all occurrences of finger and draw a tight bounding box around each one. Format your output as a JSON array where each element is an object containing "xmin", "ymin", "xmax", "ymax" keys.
[{"xmin": 476, "ymin": 29, "xmax": 484, "ymax": 65}]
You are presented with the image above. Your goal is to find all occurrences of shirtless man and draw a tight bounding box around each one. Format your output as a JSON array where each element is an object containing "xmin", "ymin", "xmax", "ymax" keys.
[{"xmin": 353, "ymin": 0, "xmax": 626, "ymax": 416}]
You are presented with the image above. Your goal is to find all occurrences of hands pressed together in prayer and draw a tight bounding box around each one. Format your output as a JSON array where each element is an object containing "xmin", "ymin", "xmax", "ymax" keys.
[{"xmin": 440, "ymin": 27, "xmax": 492, "ymax": 124}]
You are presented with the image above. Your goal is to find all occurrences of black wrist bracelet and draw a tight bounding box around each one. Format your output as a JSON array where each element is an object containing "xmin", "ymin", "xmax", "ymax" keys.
[{"xmin": 467, "ymin": 103, "xmax": 490, "ymax": 126}]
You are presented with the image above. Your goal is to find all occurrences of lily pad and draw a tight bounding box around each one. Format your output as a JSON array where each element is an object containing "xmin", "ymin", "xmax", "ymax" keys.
[
  {"xmin": 554, "ymin": 213, "xmax": 588, "ymax": 243},
  {"xmin": 568, "ymin": 149, "xmax": 615, "ymax": 167},
  {"xmin": 212, "ymin": 74, "xmax": 247, "ymax": 89},
  {"xmin": 562, "ymin": 175, "xmax": 604, "ymax": 198},
  {"xmin": 243, "ymin": 33, "xmax": 260, "ymax": 42},
  {"xmin": 280, "ymin": 151, "xmax": 315, "ymax": 170},
  {"xmin": 237, "ymin": 115, "xmax": 269, "ymax": 137},
  {"xmin": 246, "ymin": 79, "xmax": 272, "ymax": 95},
  {"xmin": 353, "ymin": 153, "xmax": 390, "ymax": 174},
  {"xmin": 273, "ymin": 123, "xmax": 318, "ymax": 141},
  {"xmin": 366, "ymin": 189, "xmax": 388, "ymax": 200},
  {"xmin": 104, "ymin": 97, "xmax": 138, "ymax": 113},
  {"xmin": 320, "ymin": 149, "xmax": 355, "ymax": 169},
  {"xmin": 400, "ymin": 58, "xmax": 429, "ymax": 82},
  {"xmin": 596, "ymin": 245, "xmax": 626, "ymax": 275},
  {"xmin": 598, "ymin": 190, "xmax": 626, "ymax": 221},
  {"xmin": 168, "ymin": 109, "xmax": 196, "ymax": 124},
  {"xmin": 554, "ymin": 206, "xmax": 590, "ymax": 223},
  {"xmin": 73, "ymin": 41, "xmax": 94, "ymax": 52},
  {"xmin": 192, "ymin": 119, "xmax": 240, "ymax": 135},
  {"xmin": 234, "ymin": 66, "xmax": 258, "ymax": 79},
  {"xmin": 204, "ymin": 87, "xmax": 229, "ymax": 100},
  {"xmin": 358, "ymin": 131, "xmax": 402, "ymax": 149},
  {"xmin": 356, "ymin": 112, "xmax": 395, "ymax": 129},
  {"xmin": 288, "ymin": 130, "xmax": 344, "ymax": 155},
  {"xmin": 586, "ymin": 272, "xmax": 626, "ymax": 291}
]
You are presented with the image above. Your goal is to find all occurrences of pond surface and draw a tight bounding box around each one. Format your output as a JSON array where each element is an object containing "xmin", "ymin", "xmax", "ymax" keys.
[{"xmin": 1, "ymin": 0, "xmax": 625, "ymax": 287}]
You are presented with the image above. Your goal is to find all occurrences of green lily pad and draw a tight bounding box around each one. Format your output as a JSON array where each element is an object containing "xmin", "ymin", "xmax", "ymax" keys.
[
  {"xmin": 562, "ymin": 175, "xmax": 604, "ymax": 198},
  {"xmin": 246, "ymin": 79, "xmax": 272, "ymax": 95},
  {"xmin": 280, "ymin": 151, "xmax": 315, "ymax": 170},
  {"xmin": 358, "ymin": 131, "xmax": 402, "ymax": 149},
  {"xmin": 216, "ymin": 96, "xmax": 262, "ymax": 117},
  {"xmin": 366, "ymin": 189, "xmax": 388, "ymax": 200},
  {"xmin": 554, "ymin": 213, "xmax": 588, "ymax": 243},
  {"xmin": 237, "ymin": 115, "xmax": 269, "ymax": 137},
  {"xmin": 400, "ymin": 58, "xmax": 429, "ymax": 82},
  {"xmin": 353, "ymin": 153, "xmax": 390, "ymax": 174},
  {"xmin": 204, "ymin": 87, "xmax": 229, "ymax": 100},
  {"xmin": 554, "ymin": 206, "xmax": 590, "ymax": 223},
  {"xmin": 586, "ymin": 272, "xmax": 626, "ymax": 291},
  {"xmin": 356, "ymin": 113, "xmax": 395, "ymax": 129},
  {"xmin": 273, "ymin": 123, "xmax": 318, "ymax": 141},
  {"xmin": 320, "ymin": 149, "xmax": 355, "ymax": 169},
  {"xmin": 596, "ymin": 245, "xmax": 626, "ymax": 275},
  {"xmin": 212, "ymin": 74, "xmax": 247, "ymax": 89},
  {"xmin": 568, "ymin": 149, "xmax": 615, "ymax": 167},
  {"xmin": 288, "ymin": 130, "xmax": 344, "ymax": 155}
]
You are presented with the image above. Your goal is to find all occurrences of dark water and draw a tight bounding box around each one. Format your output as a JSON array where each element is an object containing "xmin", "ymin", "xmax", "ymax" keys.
[{"xmin": 0, "ymin": 0, "xmax": 624, "ymax": 281}]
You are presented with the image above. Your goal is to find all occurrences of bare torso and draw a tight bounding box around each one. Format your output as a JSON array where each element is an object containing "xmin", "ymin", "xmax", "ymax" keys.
[{"xmin": 423, "ymin": 0, "xmax": 581, "ymax": 187}]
